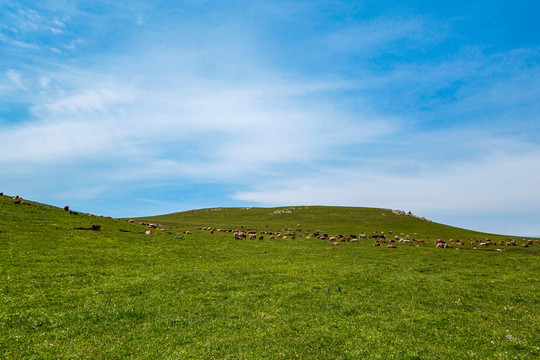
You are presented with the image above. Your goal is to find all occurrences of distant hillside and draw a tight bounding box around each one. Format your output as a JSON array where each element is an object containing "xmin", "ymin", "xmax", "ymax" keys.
[{"xmin": 135, "ymin": 206, "xmax": 525, "ymax": 242}]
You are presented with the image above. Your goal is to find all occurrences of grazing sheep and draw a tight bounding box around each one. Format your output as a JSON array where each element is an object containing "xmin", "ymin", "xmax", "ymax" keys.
[
  {"xmin": 521, "ymin": 244, "xmax": 529, "ymax": 248},
  {"xmin": 91, "ymin": 224, "xmax": 101, "ymax": 231},
  {"xmin": 386, "ymin": 244, "xmax": 397, "ymax": 248},
  {"xmin": 145, "ymin": 229, "xmax": 152, "ymax": 235},
  {"xmin": 22, "ymin": 201, "xmax": 30, "ymax": 205},
  {"xmin": 258, "ymin": 236, "xmax": 264, "ymax": 241},
  {"xmin": 64, "ymin": 206, "xmax": 69, "ymax": 211},
  {"xmin": 351, "ymin": 238, "xmax": 358, "ymax": 243},
  {"xmin": 372, "ymin": 243, "xmax": 381, "ymax": 247},
  {"xmin": 14, "ymin": 198, "xmax": 21, "ymax": 204},
  {"xmin": 330, "ymin": 242, "xmax": 340, "ymax": 246}
]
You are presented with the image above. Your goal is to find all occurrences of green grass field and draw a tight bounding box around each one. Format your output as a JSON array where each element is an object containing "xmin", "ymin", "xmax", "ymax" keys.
[{"xmin": 1, "ymin": 195, "xmax": 539, "ymax": 359}]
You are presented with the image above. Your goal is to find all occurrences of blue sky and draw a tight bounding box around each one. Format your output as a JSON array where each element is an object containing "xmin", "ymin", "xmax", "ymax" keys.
[{"xmin": 1, "ymin": 0, "xmax": 539, "ymax": 236}]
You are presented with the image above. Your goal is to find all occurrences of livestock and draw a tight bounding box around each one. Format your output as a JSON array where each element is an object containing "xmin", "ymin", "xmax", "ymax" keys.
[
  {"xmin": 91, "ymin": 224, "xmax": 101, "ymax": 231},
  {"xmin": 145, "ymin": 229, "xmax": 152, "ymax": 235},
  {"xmin": 0, "ymin": 192, "xmax": 3, "ymax": 196},
  {"xmin": 330, "ymin": 242, "xmax": 340, "ymax": 246},
  {"xmin": 495, "ymin": 249, "xmax": 507, "ymax": 252},
  {"xmin": 521, "ymin": 244, "xmax": 529, "ymax": 248},
  {"xmin": 64, "ymin": 206, "xmax": 69, "ymax": 211},
  {"xmin": 351, "ymin": 238, "xmax": 358, "ymax": 243},
  {"xmin": 386, "ymin": 244, "xmax": 397, "ymax": 248},
  {"xmin": 258, "ymin": 236, "xmax": 264, "ymax": 241},
  {"xmin": 22, "ymin": 201, "xmax": 30, "ymax": 205},
  {"xmin": 372, "ymin": 243, "xmax": 381, "ymax": 247},
  {"xmin": 14, "ymin": 198, "xmax": 21, "ymax": 204}
]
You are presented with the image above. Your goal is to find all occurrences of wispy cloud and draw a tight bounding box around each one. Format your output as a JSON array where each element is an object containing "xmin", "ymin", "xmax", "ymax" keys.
[
  {"xmin": 322, "ymin": 17, "xmax": 431, "ymax": 54},
  {"xmin": 5, "ymin": 69, "xmax": 25, "ymax": 88}
]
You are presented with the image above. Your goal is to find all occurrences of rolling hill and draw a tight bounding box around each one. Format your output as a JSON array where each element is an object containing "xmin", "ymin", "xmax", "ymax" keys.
[{"xmin": 135, "ymin": 205, "xmax": 532, "ymax": 243}]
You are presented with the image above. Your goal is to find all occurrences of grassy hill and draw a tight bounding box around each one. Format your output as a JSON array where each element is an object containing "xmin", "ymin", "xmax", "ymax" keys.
[
  {"xmin": 1, "ymin": 195, "xmax": 539, "ymax": 359},
  {"xmin": 136, "ymin": 205, "xmax": 527, "ymax": 243}
]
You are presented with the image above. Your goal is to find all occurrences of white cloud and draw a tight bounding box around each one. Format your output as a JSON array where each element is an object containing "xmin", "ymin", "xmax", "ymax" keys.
[
  {"xmin": 322, "ymin": 16, "xmax": 435, "ymax": 54},
  {"xmin": 44, "ymin": 83, "xmax": 138, "ymax": 114},
  {"xmin": 232, "ymin": 147, "xmax": 540, "ymax": 213},
  {"xmin": 5, "ymin": 69, "xmax": 25, "ymax": 88},
  {"xmin": 39, "ymin": 76, "xmax": 50, "ymax": 88}
]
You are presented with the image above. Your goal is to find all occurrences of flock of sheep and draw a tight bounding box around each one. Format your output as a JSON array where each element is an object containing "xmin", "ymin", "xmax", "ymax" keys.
[{"xmin": 195, "ymin": 226, "xmax": 537, "ymax": 251}]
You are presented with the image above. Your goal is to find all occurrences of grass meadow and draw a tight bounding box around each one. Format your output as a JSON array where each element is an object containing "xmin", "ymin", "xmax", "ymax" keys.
[{"xmin": 1, "ymin": 197, "xmax": 539, "ymax": 359}]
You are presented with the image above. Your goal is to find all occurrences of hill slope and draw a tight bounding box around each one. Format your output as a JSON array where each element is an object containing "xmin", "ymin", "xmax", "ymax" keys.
[{"xmin": 136, "ymin": 206, "xmax": 524, "ymax": 242}]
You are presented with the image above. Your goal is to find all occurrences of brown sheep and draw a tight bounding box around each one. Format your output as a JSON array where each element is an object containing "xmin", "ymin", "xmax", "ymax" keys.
[
  {"xmin": 91, "ymin": 224, "xmax": 101, "ymax": 231},
  {"xmin": 258, "ymin": 235, "xmax": 264, "ymax": 241},
  {"xmin": 386, "ymin": 244, "xmax": 397, "ymax": 248},
  {"xmin": 521, "ymin": 244, "xmax": 528, "ymax": 248},
  {"xmin": 14, "ymin": 198, "xmax": 21, "ymax": 204},
  {"xmin": 372, "ymin": 243, "xmax": 381, "ymax": 247},
  {"xmin": 64, "ymin": 206, "xmax": 69, "ymax": 211}
]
